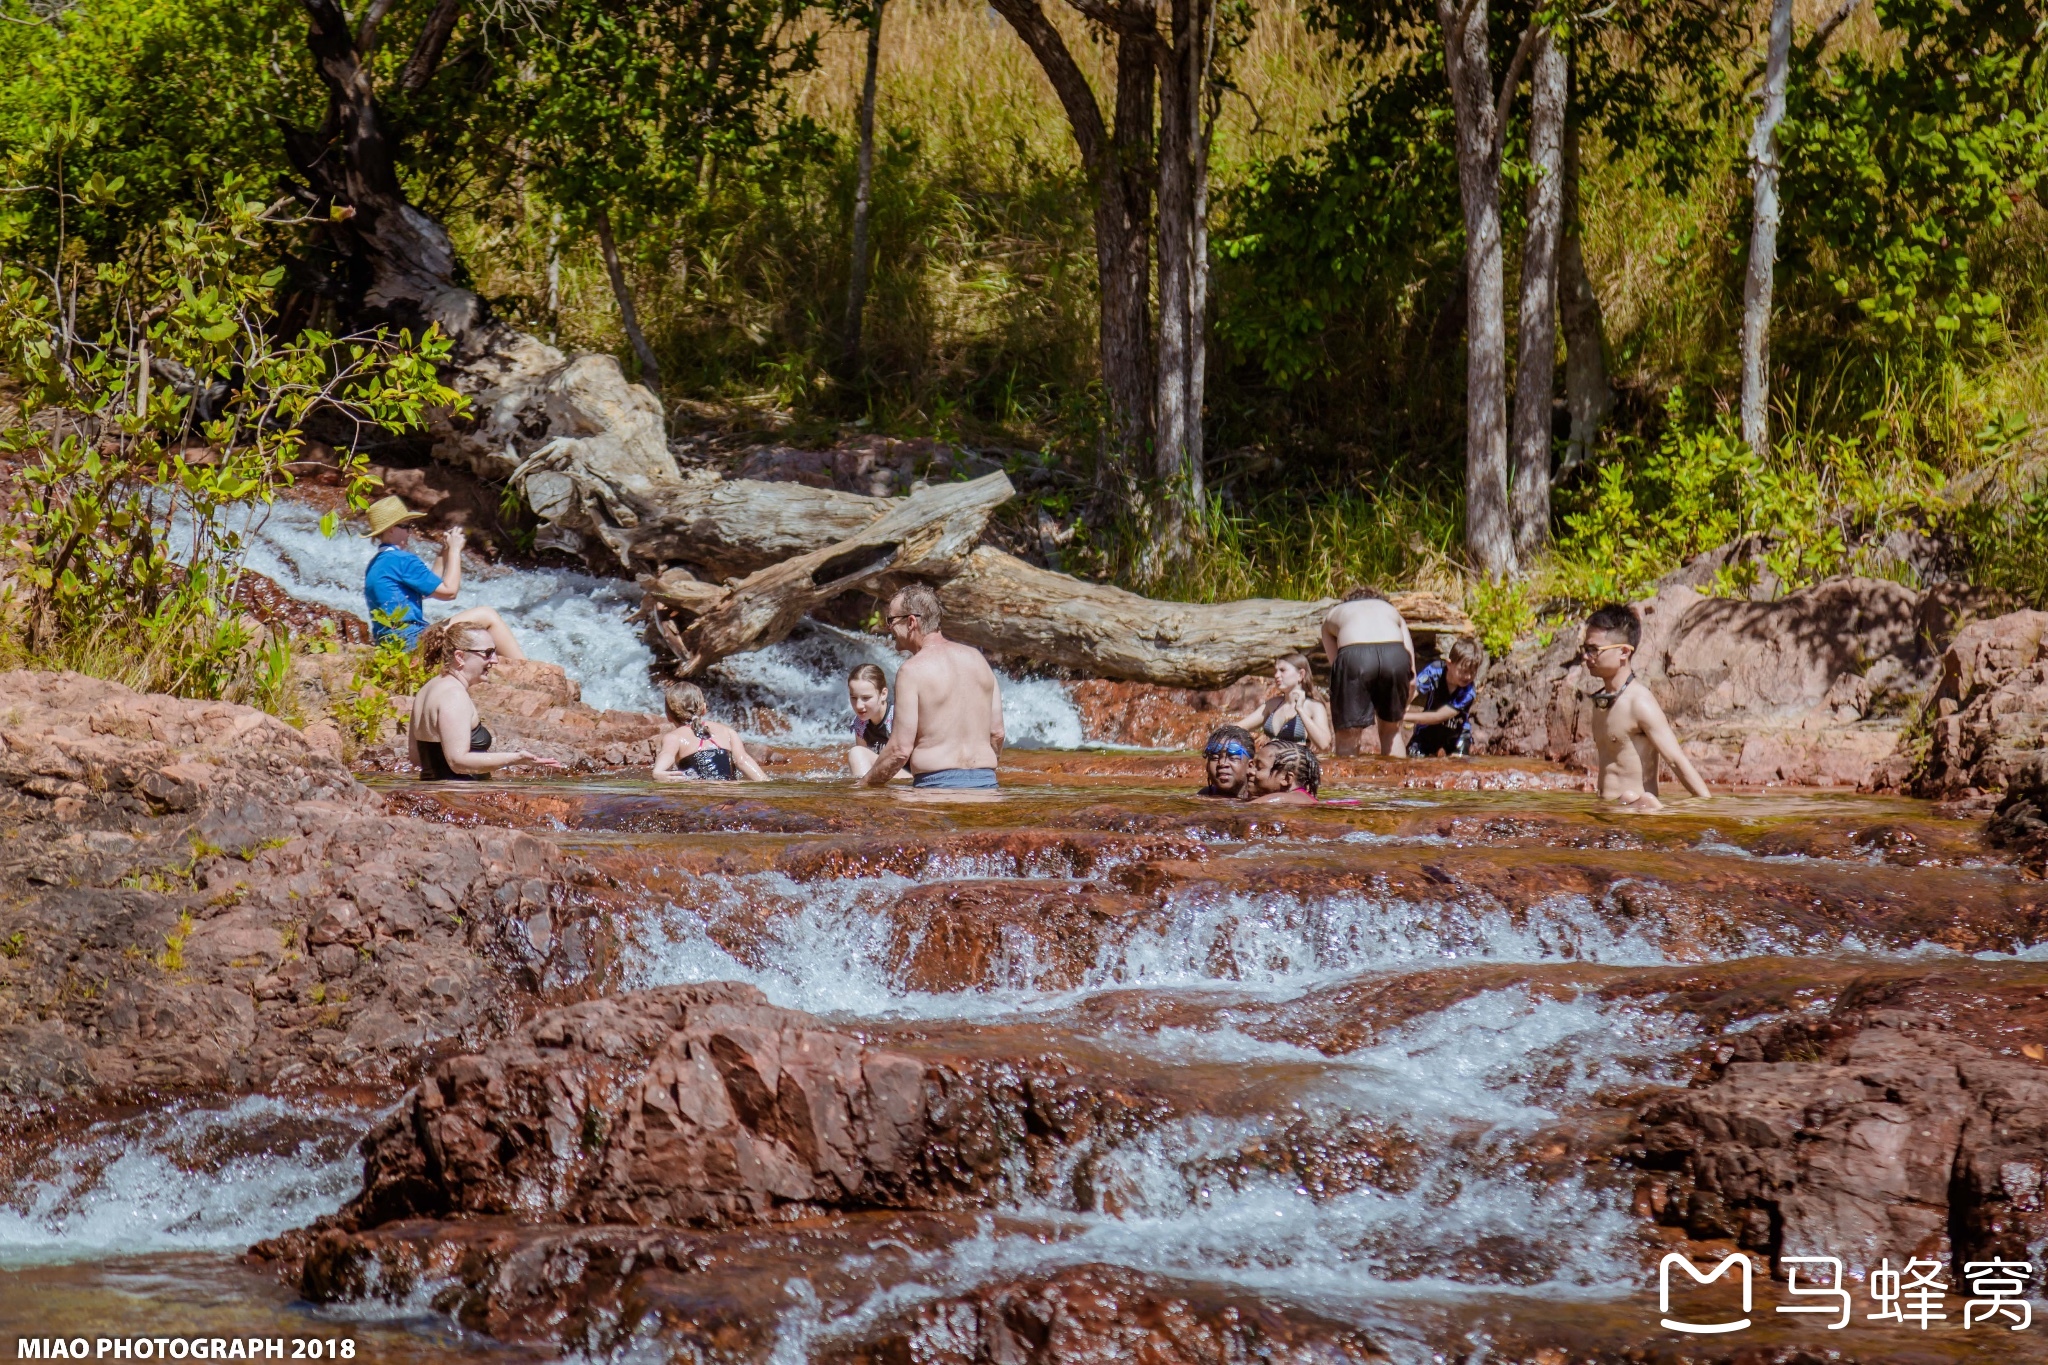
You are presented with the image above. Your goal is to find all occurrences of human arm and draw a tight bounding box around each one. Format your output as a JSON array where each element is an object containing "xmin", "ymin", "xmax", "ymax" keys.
[
  {"xmin": 431, "ymin": 690, "xmax": 560, "ymax": 774},
  {"xmin": 989, "ymin": 669, "xmax": 1005, "ymax": 756},
  {"xmin": 1405, "ymin": 703, "xmax": 1459, "ymax": 725},
  {"xmin": 1637, "ymin": 694, "xmax": 1712, "ymax": 799},
  {"xmin": 1399, "ymin": 618, "xmax": 1416, "ymax": 672},
  {"xmin": 651, "ymin": 728, "xmax": 691, "ymax": 779},
  {"xmin": 862, "ymin": 668, "xmax": 918, "ymax": 786},
  {"xmin": 1233, "ymin": 698, "xmax": 1271, "ymax": 730},
  {"xmin": 429, "ymin": 528, "xmax": 465, "ymax": 600},
  {"xmin": 1321, "ymin": 612, "xmax": 1339, "ymax": 667},
  {"xmin": 1301, "ymin": 696, "xmax": 1334, "ymax": 751}
]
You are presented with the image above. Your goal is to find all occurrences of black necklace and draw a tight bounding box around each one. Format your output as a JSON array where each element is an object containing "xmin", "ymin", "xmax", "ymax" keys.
[{"xmin": 1591, "ymin": 671, "xmax": 1634, "ymax": 711}]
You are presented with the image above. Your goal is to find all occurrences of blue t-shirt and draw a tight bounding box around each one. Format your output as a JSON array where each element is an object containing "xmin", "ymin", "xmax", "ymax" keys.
[
  {"xmin": 1411, "ymin": 660, "xmax": 1476, "ymax": 747},
  {"xmin": 363, "ymin": 543, "xmax": 442, "ymax": 645}
]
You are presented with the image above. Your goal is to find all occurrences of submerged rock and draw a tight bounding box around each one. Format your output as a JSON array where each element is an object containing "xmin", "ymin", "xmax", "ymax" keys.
[{"xmin": 0, "ymin": 669, "xmax": 593, "ymax": 1111}]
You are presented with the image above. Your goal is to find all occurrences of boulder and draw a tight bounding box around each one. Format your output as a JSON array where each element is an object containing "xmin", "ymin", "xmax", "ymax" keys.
[
  {"xmin": 0, "ymin": 670, "xmax": 595, "ymax": 1110},
  {"xmin": 1887, "ymin": 609, "xmax": 2048, "ymax": 801},
  {"xmin": 1475, "ymin": 576, "xmax": 1943, "ymax": 787},
  {"xmin": 1629, "ymin": 1012, "xmax": 2048, "ymax": 1276}
]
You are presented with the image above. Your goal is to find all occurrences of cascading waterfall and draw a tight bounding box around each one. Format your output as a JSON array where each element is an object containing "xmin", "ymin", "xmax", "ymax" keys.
[{"xmin": 237, "ymin": 499, "xmax": 1089, "ymax": 744}]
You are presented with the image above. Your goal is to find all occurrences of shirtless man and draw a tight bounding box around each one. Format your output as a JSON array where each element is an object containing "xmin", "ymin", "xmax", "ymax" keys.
[
  {"xmin": 860, "ymin": 583, "xmax": 1004, "ymax": 789},
  {"xmin": 1321, "ymin": 587, "xmax": 1416, "ymax": 756},
  {"xmin": 1580, "ymin": 603, "xmax": 1710, "ymax": 812}
]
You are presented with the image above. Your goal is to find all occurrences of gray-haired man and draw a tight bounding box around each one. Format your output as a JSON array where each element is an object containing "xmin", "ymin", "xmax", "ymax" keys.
[{"xmin": 860, "ymin": 584, "xmax": 1004, "ymax": 789}]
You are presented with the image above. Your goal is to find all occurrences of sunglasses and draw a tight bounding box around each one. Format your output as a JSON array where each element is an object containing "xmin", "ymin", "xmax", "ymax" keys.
[
  {"xmin": 885, "ymin": 613, "xmax": 919, "ymax": 626},
  {"xmin": 458, "ymin": 646, "xmax": 498, "ymax": 659},
  {"xmin": 1204, "ymin": 740, "xmax": 1253, "ymax": 759},
  {"xmin": 1581, "ymin": 643, "xmax": 1630, "ymax": 659}
]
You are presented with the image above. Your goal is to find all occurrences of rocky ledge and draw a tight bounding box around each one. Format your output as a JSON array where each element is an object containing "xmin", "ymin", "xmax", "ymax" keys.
[{"xmin": 0, "ymin": 670, "xmax": 598, "ymax": 1112}]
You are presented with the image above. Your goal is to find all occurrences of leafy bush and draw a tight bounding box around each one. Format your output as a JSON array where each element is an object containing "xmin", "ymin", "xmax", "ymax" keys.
[
  {"xmin": 0, "ymin": 190, "xmax": 460, "ymax": 704},
  {"xmin": 1547, "ymin": 391, "xmax": 1948, "ymax": 607}
]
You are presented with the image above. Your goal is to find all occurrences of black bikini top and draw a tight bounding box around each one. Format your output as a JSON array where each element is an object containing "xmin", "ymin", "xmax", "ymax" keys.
[
  {"xmin": 418, "ymin": 722, "xmax": 493, "ymax": 781},
  {"xmin": 1265, "ymin": 709, "xmax": 1307, "ymax": 743}
]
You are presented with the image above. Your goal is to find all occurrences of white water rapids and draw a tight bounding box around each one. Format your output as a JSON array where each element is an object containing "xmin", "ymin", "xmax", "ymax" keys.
[{"xmin": 238, "ymin": 499, "xmax": 1089, "ymax": 746}]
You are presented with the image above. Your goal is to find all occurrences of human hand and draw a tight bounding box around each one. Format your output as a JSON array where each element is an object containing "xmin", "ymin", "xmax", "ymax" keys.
[
  {"xmin": 1287, "ymin": 685, "xmax": 1306, "ymax": 707},
  {"xmin": 521, "ymin": 752, "xmax": 566, "ymax": 769}
]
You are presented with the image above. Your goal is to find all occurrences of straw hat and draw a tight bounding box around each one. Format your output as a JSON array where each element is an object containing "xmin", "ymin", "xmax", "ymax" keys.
[{"xmin": 363, "ymin": 495, "xmax": 425, "ymax": 538}]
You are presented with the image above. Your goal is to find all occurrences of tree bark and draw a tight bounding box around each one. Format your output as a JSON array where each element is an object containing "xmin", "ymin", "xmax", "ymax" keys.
[
  {"xmin": 1440, "ymin": 0, "xmax": 1515, "ymax": 579},
  {"xmin": 1509, "ymin": 29, "xmax": 1565, "ymax": 559},
  {"xmin": 1557, "ymin": 111, "xmax": 1612, "ymax": 475},
  {"xmin": 986, "ymin": 0, "xmax": 1153, "ymax": 508},
  {"xmin": 938, "ymin": 548, "xmax": 1471, "ymax": 687},
  {"xmin": 593, "ymin": 205, "xmax": 663, "ymax": 395},
  {"xmin": 1741, "ymin": 0, "xmax": 1793, "ymax": 456},
  {"xmin": 842, "ymin": 0, "xmax": 884, "ymax": 373},
  {"xmin": 1146, "ymin": 0, "xmax": 1214, "ymax": 559},
  {"xmin": 645, "ymin": 473, "xmax": 1013, "ymax": 674}
]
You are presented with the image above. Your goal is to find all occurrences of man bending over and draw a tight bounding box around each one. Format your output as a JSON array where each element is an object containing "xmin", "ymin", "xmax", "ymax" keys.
[
  {"xmin": 1321, "ymin": 587, "xmax": 1415, "ymax": 756},
  {"xmin": 860, "ymin": 583, "xmax": 1004, "ymax": 789}
]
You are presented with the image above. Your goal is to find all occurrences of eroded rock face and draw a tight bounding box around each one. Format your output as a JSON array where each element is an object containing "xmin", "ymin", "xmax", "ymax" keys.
[
  {"xmin": 1630, "ymin": 1013, "xmax": 2048, "ymax": 1276},
  {"xmin": 1890, "ymin": 609, "xmax": 2048, "ymax": 806},
  {"xmin": 821, "ymin": 1264, "xmax": 1391, "ymax": 1365},
  {"xmin": 1475, "ymin": 576, "xmax": 1942, "ymax": 787},
  {"xmin": 335, "ymin": 985, "xmax": 1195, "ymax": 1233},
  {"xmin": 0, "ymin": 670, "xmax": 588, "ymax": 1108}
]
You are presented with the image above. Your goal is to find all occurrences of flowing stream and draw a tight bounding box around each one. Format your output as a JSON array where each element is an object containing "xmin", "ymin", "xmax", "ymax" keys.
[{"xmin": 3, "ymin": 549, "xmax": 2039, "ymax": 1361}]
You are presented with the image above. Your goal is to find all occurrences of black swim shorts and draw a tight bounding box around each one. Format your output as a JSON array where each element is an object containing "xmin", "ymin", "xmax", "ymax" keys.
[{"xmin": 1330, "ymin": 641, "xmax": 1414, "ymax": 731}]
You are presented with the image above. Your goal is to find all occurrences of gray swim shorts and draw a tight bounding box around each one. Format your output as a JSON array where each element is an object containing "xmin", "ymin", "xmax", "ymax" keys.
[{"xmin": 911, "ymin": 767, "xmax": 999, "ymax": 789}]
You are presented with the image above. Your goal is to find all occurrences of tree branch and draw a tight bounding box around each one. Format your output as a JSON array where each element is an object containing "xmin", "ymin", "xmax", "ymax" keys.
[
  {"xmin": 1809, "ymin": 0, "xmax": 1861, "ymax": 52},
  {"xmin": 1492, "ymin": 23, "xmax": 1539, "ymax": 153},
  {"xmin": 355, "ymin": 0, "xmax": 396, "ymax": 56},
  {"xmin": 399, "ymin": 0, "xmax": 464, "ymax": 91},
  {"xmin": 988, "ymin": 0, "xmax": 1111, "ymax": 175}
]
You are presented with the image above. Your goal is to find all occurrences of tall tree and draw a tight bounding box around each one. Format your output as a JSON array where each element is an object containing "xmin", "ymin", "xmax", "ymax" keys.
[
  {"xmin": 841, "ymin": 0, "xmax": 884, "ymax": 373},
  {"xmin": 1555, "ymin": 108, "xmax": 1612, "ymax": 474},
  {"xmin": 1509, "ymin": 25, "xmax": 1564, "ymax": 556},
  {"xmin": 986, "ymin": 0, "xmax": 1220, "ymax": 553},
  {"xmin": 1738, "ymin": 0, "xmax": 1794, "ymax": 455}
]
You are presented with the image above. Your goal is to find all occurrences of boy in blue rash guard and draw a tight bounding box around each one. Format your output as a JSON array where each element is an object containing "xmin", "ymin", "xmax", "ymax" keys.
[
  {"xmin": 1406, "ymin": 636, "xmax": 1485, "ymax": 757},
  {"xmin": 361, "ymin": 494, "xmax": 525, "ymax": 659}
]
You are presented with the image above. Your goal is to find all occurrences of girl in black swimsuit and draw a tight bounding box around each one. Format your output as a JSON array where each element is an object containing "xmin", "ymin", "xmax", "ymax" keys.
[
  {"xmin": 845, "ymin": 662, "xmax": 895, "ymax": 779},
  {"xmin": 1235, "ymin": 654, "xmax": 1334, "ymax": 752},
  {"xmin": 652, "ymin": 682, "xmax": 769, "ymax": 782}
]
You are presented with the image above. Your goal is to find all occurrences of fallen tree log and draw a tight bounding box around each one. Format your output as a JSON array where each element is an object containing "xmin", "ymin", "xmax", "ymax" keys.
[
  {"xmin": 641, "ymin": 473, "xmax": 1014, "ymax": 673},
  {"xmin": 937, "ymin": 547, "xmax": 1470, "ymax": 688}
]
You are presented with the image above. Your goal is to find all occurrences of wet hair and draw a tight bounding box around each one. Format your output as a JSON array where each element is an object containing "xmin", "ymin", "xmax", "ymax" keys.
[
  {"xmin": 663, "ymin": 681, "xmax": 709, "ymax": 725},
  {"xmin": 419, "ymin": 619, "xmax": 493, "ymax": 670},
  {"xmin": 1274, "ymin": 653, "xmax": 1321, "ymax": 703},
  {"xmin": 1204, "ymin": 724, "xmax": 1255, "ymax": 754},
  {"xmin": 848, "ymin": 663, "xmax": 888, "ymax": 694},
  {"xmin": 1342, "ymin": 585, "xmax": 1386, "ymax": 603},
  {"xmin": 1584, "ymin": 603, "xmax": 1642, "ymax": 648},
  {"xmin": 891, "ymin": 583, "xmax": 944, "ymax": 631},
  {"xmin": 1446, "ymin": 636, "xmax": 1486, "ymax": 670},
  {"xmin": 1263, "ymin": 740, "xmax": 1321, "ymax": 794}
]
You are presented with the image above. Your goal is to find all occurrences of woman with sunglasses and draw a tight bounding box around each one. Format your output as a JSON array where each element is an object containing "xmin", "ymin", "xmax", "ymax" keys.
[
  {"xmin": 408, "ymin": 622, "xmax": 565, "ymax": 780},
  {"xmin": 1196, "ymin": 725, "xmax": 1258, "ymax": 798}
]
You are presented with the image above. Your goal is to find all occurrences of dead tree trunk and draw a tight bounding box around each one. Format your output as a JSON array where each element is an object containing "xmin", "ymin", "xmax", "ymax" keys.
[
  {"xmin": 1557, "ymin": 111, "xmax": 1612, "ymax": 475},
  {"xmin": 1509, "ymin": 29, "xmax": 1565, "ymax": 559},
  {"xmin": 643, "ymin": 473, "xmax": 1012, "ymax": 674},
  {"xmin": 593, "ymin": 205, "xmax": 663, "ymax": 394},
  {"xmin": 842, "ymin": 0, "xmax": 884, "ymax": 373},
  {"xmin": 1741, "ymin": 0, "xmax": 1794, "ymax": 456},
  {"xmin": 938, "ymin": 549, "xmax": 1471, "ymax": 687},
  {"xmin": 1439, "ymin": 0, "xmax": 1519, "ymax": 579}
]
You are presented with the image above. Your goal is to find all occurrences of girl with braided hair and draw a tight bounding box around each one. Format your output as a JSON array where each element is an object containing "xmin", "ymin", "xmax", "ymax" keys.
[{"xmin": 1246, "ymin": 740, "xmax": 1320, "ymax": 805}]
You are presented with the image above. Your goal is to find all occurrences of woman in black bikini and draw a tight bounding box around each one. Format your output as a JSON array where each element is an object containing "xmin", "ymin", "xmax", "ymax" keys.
[
  {"xmin": 845, "ymin": 663, "xmax": 895, "ymax": 780},
  {"xmin": 408, "ymin": 622, "xmax": 564, "ymax": 780},
  {"xmin": 1234, "ymin": 654, "xmax": 1334, "ymax": 752},
  {"xmin": 652, "ymin": 682, "xmax": 769, "ymax": 782}
]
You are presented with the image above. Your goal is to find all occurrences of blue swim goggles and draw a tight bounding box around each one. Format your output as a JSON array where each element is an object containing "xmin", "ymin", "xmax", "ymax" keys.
[{"xmin": 1204, "ymin": 739, "xmax": 1253, "ymax": 759}]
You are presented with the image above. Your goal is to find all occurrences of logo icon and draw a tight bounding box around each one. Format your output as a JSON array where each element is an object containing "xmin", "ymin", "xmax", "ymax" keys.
[{"xmin": 1660, "ymin": 1252, "xmax": 1753, "ymax": 1334}]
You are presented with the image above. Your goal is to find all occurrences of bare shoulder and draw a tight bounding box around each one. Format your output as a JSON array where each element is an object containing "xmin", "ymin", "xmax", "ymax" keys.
[
  {"xmin": 945, "ymin": 638, "xmax": 996, "ymax": 678},
  {"xmin": 1615, "ymin": 683, "xmax": 1669, "ymax": 731}
]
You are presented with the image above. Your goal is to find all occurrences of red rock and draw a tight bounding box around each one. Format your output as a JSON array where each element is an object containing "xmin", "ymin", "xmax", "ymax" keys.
[
  {"xmin": 1631, "ymin": 1014, "xmax": 2048, "ymax": 1275},
  {"xmin": 1068, "ymin": 676, "xmax": 1270, "ymax": 748}
]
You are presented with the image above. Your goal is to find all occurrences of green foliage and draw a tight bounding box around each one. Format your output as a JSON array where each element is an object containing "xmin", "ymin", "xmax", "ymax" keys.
[
  {"xmin": 0, "ymin": 930, "xmax": 25, "ymax": 959},
  {"xmin": 0, "ymin": 190, "xmax": 460, "ymax": 704},
  {"xmin": 1779, "ymin": 0, "xmax": 2048, "ymax": 349},
  {"xmin": 335, "ymin": 612, "xmax": 429, "ymax": 747},
  {"xmin": 1467, "ymin": 575, "xmax": 1536, "ymax": 659},
  {"xmin": 1083, "ymin": 475, "xmax": 1461, "ymax": 604},
  {"xmin": 1547, "ymin": 391, "xmax": 1949, "ymax": 607}
]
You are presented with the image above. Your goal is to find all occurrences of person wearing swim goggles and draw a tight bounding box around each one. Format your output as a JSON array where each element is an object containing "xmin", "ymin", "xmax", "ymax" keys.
[{"xmin": 1197, "ymin": 725, "xmax": 1257, "ymax": 798}]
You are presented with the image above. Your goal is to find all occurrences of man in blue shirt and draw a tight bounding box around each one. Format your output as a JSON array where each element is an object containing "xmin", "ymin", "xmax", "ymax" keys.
[{"xmin": 362, "ymin": 495, "xmax": 524, "ymax": 659}]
